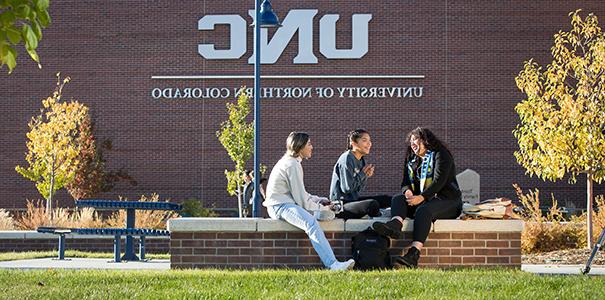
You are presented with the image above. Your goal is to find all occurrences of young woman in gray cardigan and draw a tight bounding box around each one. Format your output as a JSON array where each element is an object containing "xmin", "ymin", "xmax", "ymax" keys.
[{"xmin": 264, "ymin": 132, "xmax": 355, "ymax": 271}]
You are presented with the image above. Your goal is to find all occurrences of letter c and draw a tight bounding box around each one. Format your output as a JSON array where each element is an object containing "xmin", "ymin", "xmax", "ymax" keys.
[{"xmin": 198, "ymin": 15, "xmax": 246, "ymax": 59}]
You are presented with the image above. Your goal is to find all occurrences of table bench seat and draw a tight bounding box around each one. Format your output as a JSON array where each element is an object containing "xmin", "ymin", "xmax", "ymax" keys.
[
  {"xmin": 38, "ymin": 227, "xmax": 170, "ymax": 236},
  {"xmin": 37, "ymin": 227, "xmax": 170, "ymax": 261}
]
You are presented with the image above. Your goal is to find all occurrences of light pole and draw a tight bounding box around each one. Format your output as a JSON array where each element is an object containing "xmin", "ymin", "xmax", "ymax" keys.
[{"xmin": 252, "ymin": 0, "xmax": 281, "ymax": 217}]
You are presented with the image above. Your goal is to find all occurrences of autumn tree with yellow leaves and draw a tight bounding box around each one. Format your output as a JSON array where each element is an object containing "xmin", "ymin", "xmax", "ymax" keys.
[
  {"xmin": 514, "ymin": 10, "xmax": 605, "ymax": 248},
  {"xmin": 16, "ymin": 74, "xmax": 88, "ymax": 213}
]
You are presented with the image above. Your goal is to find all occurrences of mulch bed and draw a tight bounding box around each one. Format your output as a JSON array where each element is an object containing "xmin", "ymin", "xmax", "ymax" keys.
[{"xmin": 523, "ymin": 248, "xmax": 604, "ymax": 265}]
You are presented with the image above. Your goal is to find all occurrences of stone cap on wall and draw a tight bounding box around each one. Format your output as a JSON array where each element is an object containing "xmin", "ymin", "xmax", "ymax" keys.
[{"xmin": 168, "ymin": 218, "xmax": 524, "ymax": 233}]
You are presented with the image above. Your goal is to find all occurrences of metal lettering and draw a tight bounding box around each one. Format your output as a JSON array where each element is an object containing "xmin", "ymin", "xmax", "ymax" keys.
[
  {"xmin": 197, "ymin": 10, "xmax": 372, "ymax": 63},
  {"xmin": 198, "ymin": 15, "xmax": 247, "ymax": 59},
  {"xmin": 320, "ymin": 14, "xmax": 372, "ymax": 59}
]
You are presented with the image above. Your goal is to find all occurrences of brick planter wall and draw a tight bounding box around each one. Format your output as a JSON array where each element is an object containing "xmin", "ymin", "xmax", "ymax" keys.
[
  {"xmin": 0, "ymin": 232, "xmax": 169, "ymax": 254},
  {"xmin": 168, "ymin": 218, "xmax": 523, "ymax": 269}
]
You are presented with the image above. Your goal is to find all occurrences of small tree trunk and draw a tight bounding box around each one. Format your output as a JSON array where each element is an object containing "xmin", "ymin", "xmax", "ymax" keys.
[
  {"xmin": 587, "ymin": 174, "xmax": 594, "ymax": 249},
  {"xmin": 236, "ymin": 183, "xmax": 243, "ymax": 218},
  {"xmin": 47, "ymin": 158, "xmax": 55, "ymax": 219},
  {"xmin": 48, "ymin": 173, "xmax": 55, "ymax": 224}
]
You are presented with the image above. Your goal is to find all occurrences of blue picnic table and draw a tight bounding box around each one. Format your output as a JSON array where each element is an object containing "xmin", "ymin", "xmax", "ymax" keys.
[{"xmin": 75, "ymin": 200, "xmax": 181, "ymax": 261}]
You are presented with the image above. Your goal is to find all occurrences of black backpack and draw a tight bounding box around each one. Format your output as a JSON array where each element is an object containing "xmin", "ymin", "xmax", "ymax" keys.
[{"xmin": 351, "ymin": 227, "xmax": 392, "ymax": 270}]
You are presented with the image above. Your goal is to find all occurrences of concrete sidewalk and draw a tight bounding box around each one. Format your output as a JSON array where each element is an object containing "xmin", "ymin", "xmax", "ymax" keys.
[
  {"xmin": 0, "ymin": 258, "xmax": 170, "ymax": 270},
  {"xmin": 521, "ymin": 264, "xmax": 605, "ymax": 275}
]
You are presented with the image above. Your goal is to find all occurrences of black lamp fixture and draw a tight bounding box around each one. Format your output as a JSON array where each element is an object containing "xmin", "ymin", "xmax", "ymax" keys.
[{"xmin": 252, "ymin": 0, "xmax": 282, "ymax": 28}]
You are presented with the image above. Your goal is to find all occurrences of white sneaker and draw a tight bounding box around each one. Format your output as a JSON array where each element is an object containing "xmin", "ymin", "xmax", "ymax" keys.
[{"xmin": 329, "ymin": 259, "xmax": 355, "ymax": 271}]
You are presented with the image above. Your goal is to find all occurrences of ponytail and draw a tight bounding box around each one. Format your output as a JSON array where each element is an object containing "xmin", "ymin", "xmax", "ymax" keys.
[{"xmin": 347, "ymin": 128, "xmax": 369, "ymax": 150}]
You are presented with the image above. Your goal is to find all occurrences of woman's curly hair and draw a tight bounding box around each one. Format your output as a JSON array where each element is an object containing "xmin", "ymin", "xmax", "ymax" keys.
[{"xmin": 404, "ymin": 127, "xmax": 449, "ymax": 159}]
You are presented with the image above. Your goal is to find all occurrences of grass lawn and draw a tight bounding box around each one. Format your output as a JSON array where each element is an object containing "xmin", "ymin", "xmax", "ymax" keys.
[
  {"xmin": 0, "ymin": 251, "xmax": 169, "ymax": 261},
  {"xmin": 0, "ymin": 268, "xmax": 602, "ymax": 299}
]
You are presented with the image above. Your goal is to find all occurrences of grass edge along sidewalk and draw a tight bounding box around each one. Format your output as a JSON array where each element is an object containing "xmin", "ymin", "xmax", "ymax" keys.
[
  {"xmin": 0, "ymin": 251, "xmax": 169, "ymax": 262},
  {"xmin": 0, "ymin": 268, "xmax": 603, "ymax": 299}
]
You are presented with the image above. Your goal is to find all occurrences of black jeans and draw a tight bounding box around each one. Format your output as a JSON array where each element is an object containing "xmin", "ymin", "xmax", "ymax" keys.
[
  {"xmin": 336, "ymin": 195, "xmax": 392, "ymax": 220},
  {"xmin": 391, "ymin": 193, "xmax": 462, "ymax": 243}
]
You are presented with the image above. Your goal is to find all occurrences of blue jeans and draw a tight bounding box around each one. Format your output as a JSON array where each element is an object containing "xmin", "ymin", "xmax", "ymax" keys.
[{"xmin": 267, "ymin": 203, "xmax": 337, "ymax": 267}]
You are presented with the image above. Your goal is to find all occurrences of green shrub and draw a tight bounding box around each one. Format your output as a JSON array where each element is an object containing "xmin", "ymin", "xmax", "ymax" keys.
[{"xmin": 180, "ymin": 199, "xmax": 217, "ymax": 217}]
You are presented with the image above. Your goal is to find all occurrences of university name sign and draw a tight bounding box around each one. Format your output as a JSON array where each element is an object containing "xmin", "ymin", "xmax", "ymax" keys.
[
  {"xmin": 151, "ymin": 8, "xmax": 425, "ymax": 100},
  {"xmin": 198, "ymin": 10, "xmax": 372, "ymax": 63},
  {"xmin": 151, "ymin": 86, "xmax": 424, "ymax": 100}
]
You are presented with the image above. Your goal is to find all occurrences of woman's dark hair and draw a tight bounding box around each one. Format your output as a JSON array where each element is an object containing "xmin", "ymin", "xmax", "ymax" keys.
[
  {"xmin": 404, "ymin": 127, "xmax": 448, "ymax": 159},
  {"xmin": 286, "ymin": 131, "xmax": 310, "ymax": 157},
  {"xmin": 347, "ymin": 128, "xmax": 370, "ymax": 150}
]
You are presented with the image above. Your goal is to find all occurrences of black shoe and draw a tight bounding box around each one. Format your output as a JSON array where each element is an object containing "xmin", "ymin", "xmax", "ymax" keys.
[
  {"xmin": 393, "ymin": 247, "xmax": 420, "ymax": 269},
  {"xmin": 372, "ymin": 219, "xmax": 403, "ymax": 239}
]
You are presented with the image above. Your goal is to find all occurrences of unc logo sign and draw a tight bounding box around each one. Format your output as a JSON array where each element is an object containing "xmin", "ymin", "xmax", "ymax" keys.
[{"xmin": 198, "ymin": 10, "xmax": 372, "ymax": 64}]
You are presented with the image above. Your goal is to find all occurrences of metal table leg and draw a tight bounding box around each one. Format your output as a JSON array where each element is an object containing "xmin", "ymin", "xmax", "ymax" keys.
[
  {"xmin": 58, "ymin": 233, "xmax": 66, "ymax": 260},
  {"xmin": 114, "ymin": 234, "xmax": 121, "ymax": 262},
  {"xmin": 121, "ymin": 208, "xmax": 139, "ymax": 261},
  {"xmin": 139, "ymin": 236, "xmax": 146, "ymax": 260}
]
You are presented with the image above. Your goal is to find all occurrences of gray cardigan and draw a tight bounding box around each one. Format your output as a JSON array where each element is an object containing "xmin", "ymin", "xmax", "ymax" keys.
[{"xmin": 264, "ymin": 155, "xmax": 326, "ymax": 210}]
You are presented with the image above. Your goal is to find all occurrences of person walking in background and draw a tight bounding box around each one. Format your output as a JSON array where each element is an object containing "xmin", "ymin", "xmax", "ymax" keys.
[
  {"xmin": 264, "ymin": 132, "xmax": 355, "ymax": 271},
  {"xmin": 329, "ymin": 129, "xmax": 391, "ymax": 219},
  {"xmin": 372, "ymin": 127, "xmax": 462, "ymax": 268},
  {"xmin": 242, "ymin": 170, "xmax": 268, "ymax": 217}
]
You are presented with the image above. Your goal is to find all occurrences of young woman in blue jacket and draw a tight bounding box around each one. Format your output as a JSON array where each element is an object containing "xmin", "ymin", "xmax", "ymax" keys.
[{"xmin": 329, "ymin": 129, "xmax": 392, "ymax": 219}]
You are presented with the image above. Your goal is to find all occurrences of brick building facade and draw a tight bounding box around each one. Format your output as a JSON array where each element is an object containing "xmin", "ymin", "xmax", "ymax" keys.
[{"xmin": 1, "ymin": 1, "xmax": 604, "ymax": 213}]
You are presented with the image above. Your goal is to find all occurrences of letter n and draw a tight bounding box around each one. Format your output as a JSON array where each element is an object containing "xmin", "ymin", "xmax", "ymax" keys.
[{"xmin": 320, "ymin": 14, "xmax": 372, "ymax": 59}]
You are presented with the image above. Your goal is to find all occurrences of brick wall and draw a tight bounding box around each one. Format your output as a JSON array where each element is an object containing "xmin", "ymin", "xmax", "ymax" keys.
[
  {"xmin": 2, "ymin": 1, "xmax": 605, "ymax": 211},
  {"xmin": 168, "ymin": 218, "xmax": 523, "ymax": 269},
  {"xmin": 170, "ymin": 231, "xmax": 521, "ymax": 269}
]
